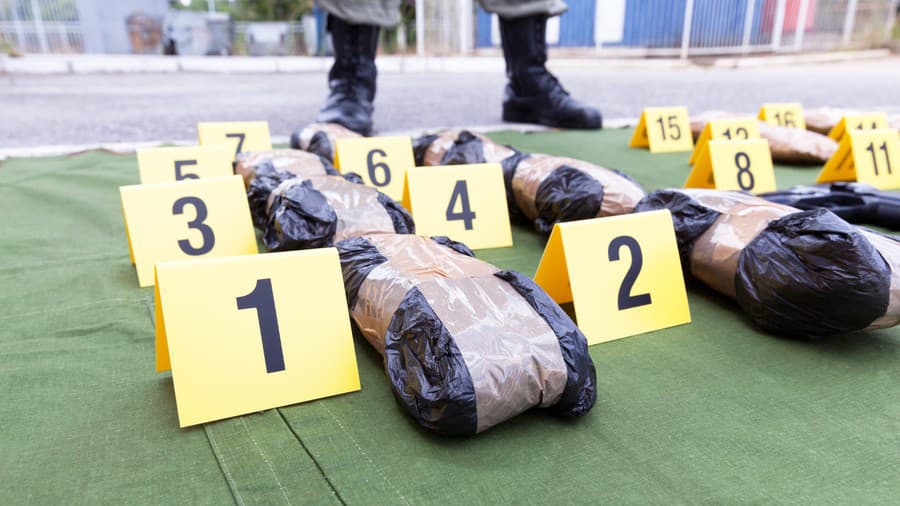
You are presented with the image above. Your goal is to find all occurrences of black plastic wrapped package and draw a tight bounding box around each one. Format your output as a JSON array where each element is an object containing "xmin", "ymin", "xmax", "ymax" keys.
[
  {"xmin": 335, "ymin": 234, "xmax": 596, "ymax": 435},
  {"xmin": 290, "ymin": 122, "xmax": 362, "ymax": 161},
  {"xmin": 511, "ymin": 154, "xmax": 646, "ymax": 234},
  {"xmin": 234, "ymin": 149, "xmax": 337, "ymax": 188},
  {"xmin": 263, "ymin": 176, "xmax": 414, "ymax": 251},
  {"xmin": 635, "ymin": 189, "xmax": 897, "ymax": 337}
]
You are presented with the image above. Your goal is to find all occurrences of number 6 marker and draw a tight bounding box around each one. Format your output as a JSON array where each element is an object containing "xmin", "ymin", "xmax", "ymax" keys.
[
  {"xmin": 334, "ymin": 136, "xmax": 415, "ymax": 201},
  {"xmin": 534, "ymin": 210, "xmax": 691, "ymax": 345}
]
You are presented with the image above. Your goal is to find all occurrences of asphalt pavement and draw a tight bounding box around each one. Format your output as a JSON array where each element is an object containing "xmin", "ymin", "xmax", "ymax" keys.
[{"xmin": 1, "ymin": 55, "xmax": 899, "ymax": 150}]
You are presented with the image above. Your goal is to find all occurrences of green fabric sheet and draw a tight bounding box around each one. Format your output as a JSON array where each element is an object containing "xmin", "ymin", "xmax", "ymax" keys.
[{"xmin": 1, "ymin": 128, "xmax": 898, "ymax": 505}]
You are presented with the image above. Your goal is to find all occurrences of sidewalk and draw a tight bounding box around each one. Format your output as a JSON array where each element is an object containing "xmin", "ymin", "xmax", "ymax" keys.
[{"xmin": 0, "ymin": 49, "xmax": 891, "ymax": 75}]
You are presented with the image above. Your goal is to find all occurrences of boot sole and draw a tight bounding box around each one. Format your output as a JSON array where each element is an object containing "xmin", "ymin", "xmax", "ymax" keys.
[{"xmin": 503, "ymin": 104, "xmax": 602, "ymax": 130}]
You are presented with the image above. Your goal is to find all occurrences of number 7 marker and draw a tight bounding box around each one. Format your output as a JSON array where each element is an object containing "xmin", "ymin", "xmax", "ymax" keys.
[{"xmin": 533, "ymin": 210, "xmax": 691, "ymax": 345}]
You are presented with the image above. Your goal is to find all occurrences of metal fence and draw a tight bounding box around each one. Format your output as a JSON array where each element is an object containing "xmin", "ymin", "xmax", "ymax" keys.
[
  {"xmin": 470, "ymin": 0, "xmax": 900, "ymax": 57},
  {"xmin": 2, "ymin": 0, "xmax": 897, "ymax": 57},
  {"xmin": 0, "ymin": 0, "xmax": 84, "ymax": 53}
]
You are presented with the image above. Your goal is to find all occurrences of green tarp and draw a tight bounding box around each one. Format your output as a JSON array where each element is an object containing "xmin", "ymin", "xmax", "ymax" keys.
[{"xmin": 1, "ymin": 128, "xmax": 898, "ymax": 504}]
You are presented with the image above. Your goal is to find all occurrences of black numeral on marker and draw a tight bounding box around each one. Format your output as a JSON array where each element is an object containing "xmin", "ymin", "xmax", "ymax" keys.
[
  {"xmin": 366, "ymin": 148, "xmax": 391, "ymax": 187},
  {"xmin": 445, "ymin": 180, "xmax": 476, "ymax": 230},
  {"xmin": 226, "ymin": 132, "xmax": 246, "ymax": 156},
  {"xmin": 735, "ymin": 151, "xmax": 754, "ymax": 191},
  {"xmin": 656, "ymin": 115, "xmax": 681, "ymax": 141},
  {"xmin": 172, "ymin": 196, "xmax": 215, "ymax": 255},
  {"xmin": 236, "ymin": 278, "xmax": 286, "ymax": 374},
  {"xmin": 866, "ymin": 141, "xmax": 893, "ymax": 176},
  {"xmin": 174, "ymin": 159, "xmax": 199, "ymax": 180},
  {"xmin": 608, "ymin": 235, "xmax": 652, "ymax": 311},
  {"xmin": 773, "ymin": 111, "xmax": 796, "ymax": 127},
  {"xmin": 722, "ymin": 126, "xmax": 749, "ymax": 140}
]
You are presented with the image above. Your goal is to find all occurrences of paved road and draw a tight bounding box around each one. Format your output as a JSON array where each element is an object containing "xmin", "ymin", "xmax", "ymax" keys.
[{"xmin": 2, "ymin": 56, "xmax": 899, "ymax": 148}]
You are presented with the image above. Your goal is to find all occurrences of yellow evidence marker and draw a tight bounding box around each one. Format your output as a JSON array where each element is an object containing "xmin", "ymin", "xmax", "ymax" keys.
[
  {"xmin": 334, "ymin": 136, "xmax": 414, "ymax": 202},
  {"xmin": 827, "ymin": 113, "xmax": 889, "ymax": 142},
  {"xmin": 402, "ymin": 163, "xmax": 513, "ymax": 250},
  {"xmin": 689, "ymin": 118, "xmax": 760, "ymax": 164},
  {"xmin": 120, "ymin": 175, "xmax": 258, "ymax": 287},
  {"xmin": 136, "ymin": 145, "xmax": 234, "ymax": 184},
  {"xmin": 154, "ymin": 248, "xmax": 360, "ymax": 427},
  {"xmin": 817, "ymin": 129, "xmax": 900, "ymax": 190},
  {"xmin": 533, "ymin": 209, "xmax": 691, "ymax": 345},
  {"xmin": 686, "ymin": 139, "xmax": 776, "ymax": 194},
  {"xmin": 197, "ymin": 121, "xmax": 272, "ymax": 159},
  {"xmin": 629, "ymin": 106, "xmax": 694, "ymax": 153},
  {"xmin": 758, "ymin": 102, "xmax": 805, "ymax": 129}
]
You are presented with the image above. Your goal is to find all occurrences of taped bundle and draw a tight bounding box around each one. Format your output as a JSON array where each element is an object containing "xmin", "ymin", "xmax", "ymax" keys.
[
  {"xmin": 413, "ymin": 129, "xmax": 529, "ymax": 216},
  {"xmin": 262, "ymin": 175, "xmax": 414, "ymax": 251},
  {"xmin": 635, "ymin": 189, "xmax": 899, "ymax": 337},
  {"xmin": 234, "ymin": 149, "xmax": 338, "ymax": 188},
  {"xmin": 412, "ymin": 130, "xmax": 645, "ymax": 232},
  {"xmin": 337, "ymin": 234, "xmax": 596, "ymax": 435},
  {"xmin": 290, "ymin": 122, "xmax": 362, "ymax": 161},
  {"xmin": 509, "ymin": 155, "xmax": 645, "ymax": 234},
  {"xmin": 239, "ymin": 150, "xmax": 340, "ymax": 228},
  {"xmin": 690, "ymin": 110, "xmax": 838, "ymax": 164}
]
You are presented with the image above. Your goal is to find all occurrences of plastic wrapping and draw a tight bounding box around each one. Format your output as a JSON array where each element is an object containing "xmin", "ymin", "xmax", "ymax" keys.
[
  {"xmin": 234, "ymin": 149, "xmax": 337, "ymax": 188},
  {"xmin": 690, "ymin": 110, "xmax": 838, "ymax": 165},
  {"xmin": 262, "ymin": 175, "xmax": 414, "ymax": 251},
  {"xmin": 635, "ymin": 189, "xmax": 895, "ymax": 337},
  {"xmin": 511, "ymin": 154, "xmax": 646, "ymax": 234},
  {"xmin": 412, "ymin": 129, "xmax": 530, "ymax": 217},
  {"xmin": 241, "ymin": 151, "xmax": 340, "ymax": 228},
  {"xmin": 804, "ymin": 107, "xmax": 856, "ymax": 135},
  {"xmin": 291, "ymin": 122, "xmax": 362, "ymax": 161},
  {"xmin": 335, "ymin": 234, "xmax": 596, "ymax": 435}
]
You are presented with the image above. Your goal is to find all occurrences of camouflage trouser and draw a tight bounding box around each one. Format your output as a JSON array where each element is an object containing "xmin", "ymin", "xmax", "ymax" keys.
[{"xmin": 315, "ymin": 0, "xmax": 567, "ymax": 27}]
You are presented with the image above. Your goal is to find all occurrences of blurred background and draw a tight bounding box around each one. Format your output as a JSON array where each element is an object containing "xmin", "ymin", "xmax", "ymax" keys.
[{"xmin": 1, "ymin": 0, "xmax": 898, "ymax": 58}]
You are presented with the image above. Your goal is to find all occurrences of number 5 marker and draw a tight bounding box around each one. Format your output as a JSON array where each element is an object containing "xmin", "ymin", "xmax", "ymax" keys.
[{"xmin": 533, "ymin": 210, "xmax": 691, "ymax": 345}]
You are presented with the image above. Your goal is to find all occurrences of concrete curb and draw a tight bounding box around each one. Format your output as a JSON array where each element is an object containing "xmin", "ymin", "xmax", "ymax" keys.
[
  {"xmin": 1, "ymin": 50, "xmax": 890, "ymax": 75},
  {"xmin": 0, "ymin": 119, "xmax": 637, "ymax": 160}
]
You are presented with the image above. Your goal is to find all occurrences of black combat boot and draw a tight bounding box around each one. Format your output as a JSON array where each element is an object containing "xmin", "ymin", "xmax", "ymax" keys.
[
  {"xmin": 499, "ymin": 14, "xmax": 602, "ymax": 129},
  {"xmin": 306, "ymin": 15, "xmax": 379, "ymax": 138}
]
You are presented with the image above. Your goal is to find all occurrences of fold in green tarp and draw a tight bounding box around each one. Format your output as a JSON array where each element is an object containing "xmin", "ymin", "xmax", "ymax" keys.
[{"xmin": 1, "ymin": 129, "xmax": 897, "ymax": 504}]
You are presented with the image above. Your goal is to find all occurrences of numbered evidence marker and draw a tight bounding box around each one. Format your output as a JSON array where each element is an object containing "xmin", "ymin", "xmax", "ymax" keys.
[
  {"xmin": 817, "ymin": 129, "xmax": 900, "ymax": 190},
  {"xmin": 136, "ymin": 145, "xmax": 234, "ymax": 184},
  {"xmin": 197, "ymin": 121, "xmax": 272, "ymax": 159},
  {"xmin": 334, "ymin": 136, "xmax": 414, "ymax": 201},
  {"xmin": 534, "ymin": 210, "xmax": 691, "ymax": 345},
  {"xmin": 689, "ymin": 118, "xmax": 760, "ymax": 164},
  {"xmin": 629, "ymin": 106, "xmax": 694, "ymax": 153},
  {"xmin": 758, "ymin": 102, "xmax": 805, "ymax": 129},
  {"xmin": 402, "ymin": 163, "xmax": 513, "ymax": 250},
  {"xmin": 120, "ymin": 175, "xmax": 258, "ymax": 287},
  {"xmin": 685, "ymin": 139, "xmax": 776, "ymax": 194},
  {"xmin": 154, "ymin": 249, "xmax": 360, "ymax": 427},
  {"xmin": 827, "ymin": 112, "xmax": 889, "ymax": 142}
]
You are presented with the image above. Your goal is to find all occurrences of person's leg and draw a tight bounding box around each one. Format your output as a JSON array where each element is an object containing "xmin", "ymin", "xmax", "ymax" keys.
[
  {"xmin": 302, "ymin": 0, "xmax": 401, "ymax": 137},
  {"xmin": 480, "ymin": 0, "xmax": 602, "ymax": 129}
]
